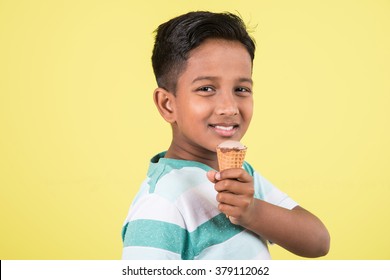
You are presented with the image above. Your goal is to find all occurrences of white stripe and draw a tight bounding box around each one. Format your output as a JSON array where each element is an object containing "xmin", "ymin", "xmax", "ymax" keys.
[
  {"xmin": 122, "ymin": 246, "xmax": 180, "ymax": 260},
  {"xmin": 254, "ymin": 172, "xmax": 298, "ymax": 209},
  {"xmin": 175, "ymin": 183, "xmax": 220, "ymax": 232},
  {"xmin": 125, "ymin": 194, "xmax": 185, "ymax": 228},
  {"xmin": 278, "ymin": 196, "xmax": 299, "ymax": 210},
  {"xmin": 153, "ymin": 166, "xmax": 222, "ymax": 231},
  {"xmin": 154, "ymin": 167, "xmax": 209, "ymax": 202},
  {"xmin": 194, "ymin": 230, "xmax": 271, "ymax": 260}
]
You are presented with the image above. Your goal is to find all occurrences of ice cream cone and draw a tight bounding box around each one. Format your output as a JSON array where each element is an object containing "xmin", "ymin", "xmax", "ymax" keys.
[
  {"xmin": 216, "ymin": 141, "xmax": 247, "ymax": 219},
  {"xmin": 216, "ymin": 140, "xmax": 247, "ymax": 171}
]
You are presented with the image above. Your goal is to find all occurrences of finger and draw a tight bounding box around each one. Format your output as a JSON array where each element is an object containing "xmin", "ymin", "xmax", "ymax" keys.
[
  {"xmin": 216, "ymin": 191, "xmax": 241, "ymax": 206},
  {"xmin": 218, "ymin": 203, "xmax": 238, "ymax": 218},
  {"xmin": 218, "ymin": 168, "xmax": 252, "ymax": 183},
  {"xmin": 214, "ymin": 179, "xmax": 243, "ymax": 193},
  {"xmin": 206, "ymin": 170, "xmax": 218, "ymax": 183},
  {"xmin": 217, "ymin": 192, "xmax": 253, "ymax": 210},
  {"xmin": 214, "ymin": 180, "xmax": 255, "ymax": 198}
]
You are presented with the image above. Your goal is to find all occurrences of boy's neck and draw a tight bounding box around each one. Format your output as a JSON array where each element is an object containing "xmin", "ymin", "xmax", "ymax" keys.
[{"xmin": 165, "ymin": 143, "xmax": 219, "ymax": 171}]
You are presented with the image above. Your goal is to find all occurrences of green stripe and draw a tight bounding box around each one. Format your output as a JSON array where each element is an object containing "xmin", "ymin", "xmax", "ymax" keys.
[
  {"xmin": 123, "ymin": 219, "xmax": 190, "ymax": 257},
  {"xmin": 242, "ymin": 161, "xmax": 254, "ymax": 176},
  {"xmin": 190, "ymin": 213, "xmax": 244, "ymax": 256},
  {"xmin": 122, "ymin": 214, "xmax": 244, "ymax": 260}
]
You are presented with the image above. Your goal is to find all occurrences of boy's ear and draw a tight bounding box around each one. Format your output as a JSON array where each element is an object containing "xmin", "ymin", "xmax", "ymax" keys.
[{"xmin": 153, "ymin": 87, "xmax": 176, "ymax": 123}]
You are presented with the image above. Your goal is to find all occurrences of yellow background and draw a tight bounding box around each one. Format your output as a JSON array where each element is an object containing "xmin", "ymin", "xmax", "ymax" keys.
[{"xmin": 1, "ymin": 0, "xmax": 389, "ymax": 259}]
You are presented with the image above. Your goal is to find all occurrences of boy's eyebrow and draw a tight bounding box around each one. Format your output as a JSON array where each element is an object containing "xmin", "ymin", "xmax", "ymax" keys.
[
  {"xmin": 238, "ymin": 77, "xmax": 253, "ymax": 85},
  {"xmin": 192, "ymin": 76, "xmax": 253, "ymax": 84}
]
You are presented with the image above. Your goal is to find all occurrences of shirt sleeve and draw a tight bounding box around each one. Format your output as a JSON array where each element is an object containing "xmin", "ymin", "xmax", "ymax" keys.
[
  {"xmin": 253, "ymin": 171, "xmax": 299, "ymax": 210},
  {"xmin": 121, "ymin": 194, "xmax": 190, "ymax": 260}
]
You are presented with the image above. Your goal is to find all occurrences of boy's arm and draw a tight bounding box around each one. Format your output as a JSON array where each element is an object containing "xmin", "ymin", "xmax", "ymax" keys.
[
  {"xmin": 207, "ymin": 169, "xmax": 330, "ymax": 258},
  {"xmin": 242, "ymin": 201, "xmax": 330, "ymax": 258}
]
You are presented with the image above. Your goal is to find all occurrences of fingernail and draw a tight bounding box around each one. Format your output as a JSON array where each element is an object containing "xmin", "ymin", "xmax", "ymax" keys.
[{"xmin": 215, "ymin": 172, "xmax": 221, "ymax": 180}]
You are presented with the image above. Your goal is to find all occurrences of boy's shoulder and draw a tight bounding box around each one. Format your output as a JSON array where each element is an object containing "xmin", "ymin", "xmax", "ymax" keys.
[
  {"xmin": 146, "ymin": 152, "xmax": 255, "ymax": 195},
  {"xmin": 146, "ymin": 152, "xmax": 214, "ymax": 199}
]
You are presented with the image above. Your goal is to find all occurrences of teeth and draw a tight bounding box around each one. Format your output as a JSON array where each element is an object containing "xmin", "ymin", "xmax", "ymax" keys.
[{"xmin": 215, "ymin": 125, "xmax": 234, "ymax": 131}]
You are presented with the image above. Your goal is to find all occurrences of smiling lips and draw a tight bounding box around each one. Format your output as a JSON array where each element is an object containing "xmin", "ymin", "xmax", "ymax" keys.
[{"xmin": 209, "ymin": 124, "xmax": 239, "ymax": 137}]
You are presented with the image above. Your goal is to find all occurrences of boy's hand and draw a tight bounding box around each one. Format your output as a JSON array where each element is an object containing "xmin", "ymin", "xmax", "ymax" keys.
[{"xmin": 207, "ymin": 169, "xmax": 255, "ymax": 226}]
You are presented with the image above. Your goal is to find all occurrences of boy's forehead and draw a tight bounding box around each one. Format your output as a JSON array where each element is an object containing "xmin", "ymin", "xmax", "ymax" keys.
[
  {"xmin": 182, "ymin": 39, "xmax": 253, "ymax": 81},
  {"xmin": 189, "ymin": 38, "xmax": 250, "ymax": 58},
  {"xmin": 191, "ymin": 75, "xmax": 253, "ymax": 85}
]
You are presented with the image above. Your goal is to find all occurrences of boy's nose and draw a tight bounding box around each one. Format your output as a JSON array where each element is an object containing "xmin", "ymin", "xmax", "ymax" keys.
[{"xmin": 215, "ymin": 92, "xmax": 239, "ymax": 116}]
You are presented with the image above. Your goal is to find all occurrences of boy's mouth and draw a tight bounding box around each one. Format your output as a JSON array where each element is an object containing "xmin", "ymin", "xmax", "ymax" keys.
[{"xmin": 209, "ymin": 124, "xmax": 239, "ymax": 137}]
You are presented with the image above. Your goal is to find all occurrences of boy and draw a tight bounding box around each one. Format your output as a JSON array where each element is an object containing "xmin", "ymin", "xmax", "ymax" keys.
[{"xmin": 122, "ymin": 11, "xmax": 330, "ymax": 260}]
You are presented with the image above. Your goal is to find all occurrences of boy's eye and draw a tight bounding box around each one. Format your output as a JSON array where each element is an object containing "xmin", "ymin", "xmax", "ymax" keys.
[
  {"xmin": 196, "ymin": 86, "xmax": 216, "ymax": 95},
  {"xmin": 235, "ymin": 87, "xmax": 252, "ymax": 95},
  {"xmin": 198, "ymin": 86, "xmax": 214, "ymax": 92}
]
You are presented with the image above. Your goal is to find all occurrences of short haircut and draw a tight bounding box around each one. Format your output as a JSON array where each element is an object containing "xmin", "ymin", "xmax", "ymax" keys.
[{"xmin": 151, "ymin": 11, "xmax": 256, "ymax": 93}]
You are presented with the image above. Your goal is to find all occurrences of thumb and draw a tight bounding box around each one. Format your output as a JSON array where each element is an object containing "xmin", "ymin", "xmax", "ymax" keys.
[{"xmin": 206, "ymin": 170, "xmax": 218, "ymax": 183}]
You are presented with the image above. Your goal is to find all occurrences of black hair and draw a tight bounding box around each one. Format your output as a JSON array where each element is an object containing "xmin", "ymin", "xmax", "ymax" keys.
[{"xmin": 151, "ymin": 11, "xmax": 256, "ymax": 93}]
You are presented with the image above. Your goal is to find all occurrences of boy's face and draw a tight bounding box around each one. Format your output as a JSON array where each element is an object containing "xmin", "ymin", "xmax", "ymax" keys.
[{"xmin": 170, "ymin": 39, "xmax": 253, "ymax": 157}]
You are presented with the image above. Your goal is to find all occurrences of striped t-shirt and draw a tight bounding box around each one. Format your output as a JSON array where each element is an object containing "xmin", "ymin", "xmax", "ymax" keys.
[{"xmin": 121, "ymin": 152, "xmax": 298, "ymax": 260}]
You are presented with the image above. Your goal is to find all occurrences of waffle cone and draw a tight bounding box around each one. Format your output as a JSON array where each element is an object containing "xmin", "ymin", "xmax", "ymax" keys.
[{"xmin": 216, "ymin": 147, "xmax": 247, "ymax": 171}]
